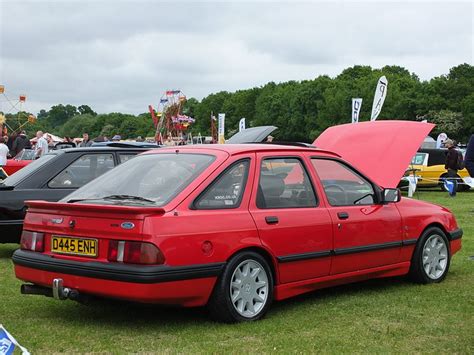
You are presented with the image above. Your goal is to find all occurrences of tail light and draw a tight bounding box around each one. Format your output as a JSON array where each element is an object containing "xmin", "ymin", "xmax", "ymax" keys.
[
  {"xmin": 20, "ymin": 231, "xmax": 45, "ymax": 252},
  {"xmin": 108, "ymin": 240, "xmax": 165, "ymax": 265}
]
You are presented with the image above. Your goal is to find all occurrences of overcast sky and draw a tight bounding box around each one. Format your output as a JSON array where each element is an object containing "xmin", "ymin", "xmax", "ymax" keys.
[{"xmin": 0, "ymin": 0, "xmax": 473, "ymax": 115}]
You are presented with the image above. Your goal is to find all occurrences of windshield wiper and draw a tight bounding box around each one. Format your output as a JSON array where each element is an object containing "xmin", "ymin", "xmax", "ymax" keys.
[
  {"xmin": 68, "ymin": 195, "xmax": 155, "ymax": 204},
  {"xmin": 102, "ymin": 194, "xmax": 155, "ymax": 203}
]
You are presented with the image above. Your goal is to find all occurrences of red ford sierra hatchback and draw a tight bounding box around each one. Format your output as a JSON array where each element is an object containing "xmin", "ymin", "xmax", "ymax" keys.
[{"xmin": 13, "ymin": 123, "xmax": 463, "ymax": 322}]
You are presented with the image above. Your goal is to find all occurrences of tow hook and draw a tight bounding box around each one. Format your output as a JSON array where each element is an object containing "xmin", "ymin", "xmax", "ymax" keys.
[{"xmin": 52, "ymin": 278, "xmax": 79, "ymax": 300}]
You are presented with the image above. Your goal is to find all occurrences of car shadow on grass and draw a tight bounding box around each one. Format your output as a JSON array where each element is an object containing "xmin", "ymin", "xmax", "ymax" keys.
[
  {"xmin": 48, "ymin": 297, "xmax": 213, "ymax": 327},
  {"xmin": 0, "ymin": 244, "xmax": 18, "ymax": 259},
  {"xmin": 270, "ymin": 276, "xmax": 409, "ymax": 317},
  {"xmin": 40, "ymin": 276, "xmax": 411, "ymax": 327}
]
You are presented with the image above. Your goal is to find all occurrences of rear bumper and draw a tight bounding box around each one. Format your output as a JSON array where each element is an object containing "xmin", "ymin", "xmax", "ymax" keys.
[{"xmin": 13, "ymin": 250, "xmax": 224, "ymax": 306}]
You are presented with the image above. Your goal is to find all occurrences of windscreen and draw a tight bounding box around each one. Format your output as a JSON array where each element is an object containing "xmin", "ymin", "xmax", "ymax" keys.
[
  {"xmin": 62, "ymin": 153, "xmax": 215, "ymax": 206},
  {"xmin": 410, "ymin": 152, "xmax": 427, "ymax": 165}
]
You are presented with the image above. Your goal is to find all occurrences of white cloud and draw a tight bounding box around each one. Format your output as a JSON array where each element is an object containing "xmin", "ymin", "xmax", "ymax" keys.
[{"xmin": 0, "ymin": 0, "xmax": 472, "ymax": 115}]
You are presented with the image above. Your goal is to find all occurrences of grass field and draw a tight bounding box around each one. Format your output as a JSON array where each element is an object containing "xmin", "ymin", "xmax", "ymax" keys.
[{"xmin": 0, "ymin": 190, "xmax": 473, "ymax": 353}]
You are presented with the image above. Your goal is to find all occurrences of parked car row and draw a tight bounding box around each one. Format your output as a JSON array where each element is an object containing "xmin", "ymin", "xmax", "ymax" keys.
[
  {"xmin": 0, "ymin": 145, "xmax": 157, "ymax": 243},
  {"xmin": 6, "ymin": 121, "xmax": 462, "ymax": 322},
  {"xmin": 401, "ymin": 148, "xmax": 471, "ymax": 191}
]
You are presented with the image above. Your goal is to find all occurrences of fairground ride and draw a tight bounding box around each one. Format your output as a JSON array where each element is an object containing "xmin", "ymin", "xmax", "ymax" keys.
[
  {"xmin": 148, "ymin": 90, "xmax": 195, "ymax": 144},
  {"xmin": 0, "ymin": 84, "xmax": 36, "ymax": 136}
]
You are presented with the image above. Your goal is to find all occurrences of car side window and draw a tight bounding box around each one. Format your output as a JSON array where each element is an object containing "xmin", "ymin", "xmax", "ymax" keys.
[
  {"xmin": 311, "ymin": 159, "xmax": 375, "ymax": 206},
  {"xmin": 257, "ymin": 158, "xmax": 317, "ymax": 209},
  {"xmin": 119, "ymin": 154, "xmax": 137, "ymax": 164},
  {"xmin": 48, "ymin": 154, "xmax": 115, "ymax": 188},
  {"xmin": 193, "ymin": 159, "xmax": 250, "ymax": 209}
]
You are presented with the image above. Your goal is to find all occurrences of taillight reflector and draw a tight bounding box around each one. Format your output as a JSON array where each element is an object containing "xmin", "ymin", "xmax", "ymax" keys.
[
  {"xmin": 20, "ymin": 231, "xmax": 45, "ymax": 252},
  {"xmin": 107, "ymin": 240, "xmax": 164, "ymax": 265}
]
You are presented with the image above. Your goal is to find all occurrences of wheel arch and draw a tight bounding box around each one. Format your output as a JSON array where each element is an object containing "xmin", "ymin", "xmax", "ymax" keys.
[
  {"xmin": 419, "ymin": 222, "xmax": 451, "ymax": 241},
  {"xmin": 226, "ymin": 246, "xmax": 279, "ymax": 285}
]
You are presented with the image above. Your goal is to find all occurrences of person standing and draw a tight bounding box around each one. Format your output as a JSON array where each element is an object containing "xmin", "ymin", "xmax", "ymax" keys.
[
  {"xmin": 78, "ymin": 133, "xmax": 93, "ymax": 147},
  {"xmin": 11, "ymin": 130, "xmax": 32, "ymax": 156},
  {"xmin": 0, "ymin": 136, "xmax": 10, "ymax": 167},
  {"xmin": 444, "ymin": 139, "xmax": 459, "ymax": 195},
  {"xmin": 35, "ymin": 131, "xmax": 49, "ymax": 158}
]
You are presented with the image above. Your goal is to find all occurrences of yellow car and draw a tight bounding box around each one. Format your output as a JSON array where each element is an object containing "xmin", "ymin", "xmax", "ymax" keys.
[{"xmin": 403, "ymin": 149, "xmax": 470, "ymax": 191}]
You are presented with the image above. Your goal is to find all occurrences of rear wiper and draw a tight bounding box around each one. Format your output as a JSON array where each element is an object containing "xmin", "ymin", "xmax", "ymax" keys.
[
  {"xmin": 102, "ymin": 194, "xmax": 155, "ymax": 203},
  {"xmin": 68, "ymin": 195, "xmax": 155, "ymax": 204}
]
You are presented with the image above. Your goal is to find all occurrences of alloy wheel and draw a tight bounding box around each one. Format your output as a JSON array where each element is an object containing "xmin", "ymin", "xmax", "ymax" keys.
[
  {"xmin": 422, "ymin": 234, "xmax": 448, "ymax": 280},
  {"xmin": 229, "ymin": 259, "xmax": 269, "ymax": 318}
]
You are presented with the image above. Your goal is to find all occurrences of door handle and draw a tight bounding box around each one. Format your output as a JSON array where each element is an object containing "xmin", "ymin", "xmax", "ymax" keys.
[
  {"xmin": 337, "ymin": 212, "xmax": 349, "ymax": 220},
  {"xmin": 265, "ymin": 216, "xmax": 279, "ymax": 224}
]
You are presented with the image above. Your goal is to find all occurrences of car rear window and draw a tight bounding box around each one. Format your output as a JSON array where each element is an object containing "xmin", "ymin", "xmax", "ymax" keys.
[{"xmin": 63, "ymin": 153, "xmax": 216, "ymax": 206}]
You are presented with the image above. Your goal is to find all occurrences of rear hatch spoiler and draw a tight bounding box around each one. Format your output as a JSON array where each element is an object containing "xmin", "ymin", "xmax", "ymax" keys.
[{"xmin": 23, "ymin": 200, "xmax": 166, "ymax": 241}]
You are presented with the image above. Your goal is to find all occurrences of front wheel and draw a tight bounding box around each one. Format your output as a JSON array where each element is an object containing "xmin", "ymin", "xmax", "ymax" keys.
[
  {"xmin": 409, "ymin": 227, "xmax": 451, "ymax": 284},
  {"xmin": 208, "ymin": 251, "xmax": 273, "ymax": 323}
]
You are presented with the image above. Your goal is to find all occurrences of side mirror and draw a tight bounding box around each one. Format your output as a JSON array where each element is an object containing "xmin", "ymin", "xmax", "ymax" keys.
[{"xmin": 383, "ymin": 188, "xmax": 401, "ymax": 203}]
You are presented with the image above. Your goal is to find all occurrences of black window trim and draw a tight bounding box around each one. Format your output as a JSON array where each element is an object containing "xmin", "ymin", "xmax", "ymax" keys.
[
  {"xmin": 256, "ymin": 155, "xmax": 319, "ymax": 210},
  {"xmin": 191, "ymin": 158, "xmax": 251, "ymax": 210},
  {"xmin": 46, "ymin": 152, "xmax": 116, "ymax": 190},
  {"xmin": 117, "ymin": 152, "xmax": 138, "ymax": 164},
  {"xmin": 309, "ymin": 156, "xmax": 382, "ymax": 206}
]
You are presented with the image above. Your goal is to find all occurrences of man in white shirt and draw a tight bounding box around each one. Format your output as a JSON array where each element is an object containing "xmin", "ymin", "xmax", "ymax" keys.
[
  {"xmin": 35, "ymin": 131, "xmax": 49, "ymax": 158},
  {"xmin": 0, "ymin": 136, "xmax": 9, "ymax": 167}
]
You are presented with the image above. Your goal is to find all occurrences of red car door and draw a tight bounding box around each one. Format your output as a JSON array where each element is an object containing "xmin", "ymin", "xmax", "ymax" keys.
[
  {"xmin": 310, "ymin": 158, "xmax": 403, "ymax": 275},
  {"xmin": 249, "ymin": 153, "xmax": 333, "ymax": 284}
]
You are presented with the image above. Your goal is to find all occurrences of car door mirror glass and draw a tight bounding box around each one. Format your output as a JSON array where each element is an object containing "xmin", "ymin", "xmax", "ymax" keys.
[{"xmin": 383, "ymin": 188, "xmax": 401, "ymax": 203}]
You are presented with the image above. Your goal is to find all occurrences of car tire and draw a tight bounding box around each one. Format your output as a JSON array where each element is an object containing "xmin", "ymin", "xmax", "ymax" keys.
[
  {"xmin": 409, "ymin": 227, "xmax": 451, "ymax": 284},
  {"xmin": 208, "ymin": 251, "xmax": 273, "ymax": 323}
]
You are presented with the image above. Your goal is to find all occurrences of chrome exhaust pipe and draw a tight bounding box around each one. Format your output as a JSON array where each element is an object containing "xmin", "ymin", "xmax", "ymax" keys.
[
  {"xmin": 21, "ymin": 279, "xmax": 81, "ymax": 301},
  {"xmin": 21, "ymin": 284, "xmax": 53, "ymax": 297}
]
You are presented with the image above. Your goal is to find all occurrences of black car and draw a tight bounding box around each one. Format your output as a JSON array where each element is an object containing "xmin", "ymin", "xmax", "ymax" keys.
[{"xmin": 0, "ymin": 146, "xmax": 156, "ymax": 243}]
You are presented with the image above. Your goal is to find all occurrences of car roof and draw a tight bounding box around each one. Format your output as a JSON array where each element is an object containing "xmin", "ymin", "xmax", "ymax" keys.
[
  {"xmin": 90, "ymin": 141, "xmax": 161, "ymax": 148},
  {"xmin": 49, "ymin": 146, "xmax": 156, "ymax": 155},
  {"xmin": 141, "ymin": 143, "xmax": 341, "ymax": 157}
]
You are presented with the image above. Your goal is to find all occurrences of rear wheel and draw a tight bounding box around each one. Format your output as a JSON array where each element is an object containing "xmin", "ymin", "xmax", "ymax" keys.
[
  {"xmin": 208, "ymin": 251, "xmax": 273, "ymax": 323},
  {"xmin": 410, "ymin": 227, "xmax": 450, "ymax": 284}
]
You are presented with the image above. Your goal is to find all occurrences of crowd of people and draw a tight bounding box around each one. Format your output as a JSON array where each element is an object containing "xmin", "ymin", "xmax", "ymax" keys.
[{"xmin": 0, "ymin": 130, "xmax": 123, "ymax": 166}]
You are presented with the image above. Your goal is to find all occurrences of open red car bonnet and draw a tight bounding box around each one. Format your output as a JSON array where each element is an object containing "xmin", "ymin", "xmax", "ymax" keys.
[{"xmin": 313, "ymin": 120, "xmax": 435, "ymax": 188}]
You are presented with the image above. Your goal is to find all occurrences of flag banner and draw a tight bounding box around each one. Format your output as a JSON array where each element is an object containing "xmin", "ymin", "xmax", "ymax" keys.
[
  {"xmin": 351, "ymin": 98, "xmax": 362, "ymax": 123},
  {"xmin": 218, "ymin": 113, "xmax": 225, "ymax": 144},
  {"xmin": 436, "ymin": 133, "xmax": 447, "ymax": 149},
  {"xmin": 239, "ymin": 118, "xmax": 246, "ymax": 132},
  {"xmin": 148, "ymin": 105, "xmax": 158, "ymax": 127},
  {"xmin": 0, "ymin": 325, "xmax": 30, "ymax": 355},
  {"xmin": 444, "ymin": 179, "xmax": 456, "ymax": 196},
  {"xmin": 370, "ymin": 76, "xmax": 388, "ymax": 121}
]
